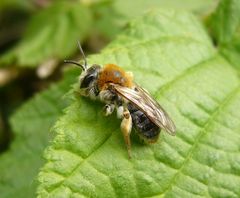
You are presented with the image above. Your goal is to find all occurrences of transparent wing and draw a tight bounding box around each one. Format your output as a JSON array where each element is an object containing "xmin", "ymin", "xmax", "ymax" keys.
[{"xmin": 112, "ymin": 84, "xmax": 176, "ymax": 135}]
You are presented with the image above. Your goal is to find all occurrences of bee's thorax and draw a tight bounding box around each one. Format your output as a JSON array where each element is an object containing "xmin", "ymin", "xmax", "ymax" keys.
[{"xmin": 97, "ymin": 64, "xmax": 133, "ymax": 91}]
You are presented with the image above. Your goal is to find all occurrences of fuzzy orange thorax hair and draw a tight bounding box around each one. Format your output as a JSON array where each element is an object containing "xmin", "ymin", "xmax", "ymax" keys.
[{"xmin": 98, "ymin": 64, "xmax": 133, "ymax": 90}]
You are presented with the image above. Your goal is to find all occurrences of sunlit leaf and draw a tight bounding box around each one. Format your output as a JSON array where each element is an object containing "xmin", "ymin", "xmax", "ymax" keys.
[{"xmin": 37, "ymin": 9, "xmax": 240, "ymax": 197}]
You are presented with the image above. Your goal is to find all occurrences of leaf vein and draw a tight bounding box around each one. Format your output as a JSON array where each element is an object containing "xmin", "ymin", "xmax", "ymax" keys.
[{"xmin": 158, "ymin": 85, "xmax": 240, "ymax": 196}]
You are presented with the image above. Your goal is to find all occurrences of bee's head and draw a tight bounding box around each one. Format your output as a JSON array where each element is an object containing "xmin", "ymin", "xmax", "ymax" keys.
[
  {"xmin": 64, "ymin": 41, "xmax": 101, "ymax": 89},
  {"xmin": 79, "ymin": 64, "xmax": 101, "ymax": 88}
]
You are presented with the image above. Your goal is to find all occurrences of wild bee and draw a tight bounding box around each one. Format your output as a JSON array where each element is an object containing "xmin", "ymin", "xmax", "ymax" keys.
[{"xmin": 65, "ymin": 42, "xmax": 176, "ymax": 158}]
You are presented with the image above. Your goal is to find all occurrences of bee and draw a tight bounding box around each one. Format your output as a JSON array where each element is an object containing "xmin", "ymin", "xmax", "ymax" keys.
[{"xmin": 65, "ymin": 42, "xmax": 176, "ymax": 158}]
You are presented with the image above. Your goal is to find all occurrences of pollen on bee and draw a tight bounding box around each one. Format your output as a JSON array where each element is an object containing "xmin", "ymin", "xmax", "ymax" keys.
[{"xmin": 98, "ymin": 64, "xmax": 133, "ymax": 90}]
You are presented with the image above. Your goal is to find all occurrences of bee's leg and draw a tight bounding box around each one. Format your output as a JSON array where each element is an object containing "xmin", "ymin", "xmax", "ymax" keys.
[
  {"xmin": 120, "ymin": 108, "xmax": 132, "ymax": 159},
  {"xmin": 99, "ymin": 90, "xmax": 116, "ymax": 102},
  {"xmin": 117, "ymin": 105, "xmax": 124, "ymax": 119},
  {"xmin": 103, "ymin": 104, "xmax": 115, "ymax": 116}
]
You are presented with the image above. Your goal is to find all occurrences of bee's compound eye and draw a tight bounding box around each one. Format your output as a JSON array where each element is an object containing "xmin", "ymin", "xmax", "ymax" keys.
[
  {"xmin": 80, "ymin": 65, "xmax": 100, "ymax": 88},
  {"xmin": 80, "ymin": 74, "xmax": 95, "ymax": 88}
]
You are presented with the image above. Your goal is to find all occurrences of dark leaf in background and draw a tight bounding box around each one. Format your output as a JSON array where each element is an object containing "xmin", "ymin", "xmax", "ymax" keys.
[
  {"xmin": 0, "ymin": 2, "xmax": 92, "ymax": 67},
  {"xmin": 207, "ymin": 0, "xmax": 240, "ymax": 72},
  {"xmin": 0, "ymin": 69, "xmax": 79, "ymax": 198},
  {"xmin": 208, "ymin": 0, "xmax": 240, "ymax": 45}
]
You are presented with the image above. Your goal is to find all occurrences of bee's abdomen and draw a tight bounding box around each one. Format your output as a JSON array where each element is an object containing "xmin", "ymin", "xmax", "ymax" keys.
[{"xmin": 128, "ymin": 103, "xmax": 160, "ymax": 143}]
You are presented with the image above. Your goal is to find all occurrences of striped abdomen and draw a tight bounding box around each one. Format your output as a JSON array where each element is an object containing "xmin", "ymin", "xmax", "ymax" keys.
[{"xmin": 128, "ymin": 103, "xmax": 160, "ymax": 143}]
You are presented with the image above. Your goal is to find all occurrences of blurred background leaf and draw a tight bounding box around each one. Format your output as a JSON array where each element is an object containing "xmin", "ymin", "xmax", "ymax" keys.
[
  {"xmin": 0, "ymin": 0, "xmax": 219, "ymax": 68},
  {"xmin": 112, "ymin": 0, "xmax": 218, "ymax": 18},
  {"xmin": 207, "ymin": 0, "xmax": 240, "ymax": 72},
  {"xmin": 0, "ymin": 0, "xmax": 33, "ymax": 11},
  {"xmin": 207, "ymin": 0, "xmax": 240, "ymax": 45},
  {"xmin": 0, "ymin": 2, "xmax": 92, "ymax": 67},
  {"xmin": 92, "ymin": 0, "xmax": 219, "ymax": 39},
  {"xmin": 0, "ymin": 68, "xmax": 79, "ymax": 198}
]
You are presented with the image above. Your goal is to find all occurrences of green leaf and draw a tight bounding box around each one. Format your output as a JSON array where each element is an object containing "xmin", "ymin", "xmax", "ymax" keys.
[
  {"xmin": 113, "ymin": 0, "xmax": 217, "ymax": 19},
  {"xmin": 0, "ymin": 115, "xmax": 4, "ymax": 149},
  {"xmin": 0, "ymin": 0, "xmax": 32, "ymax": 11},
  {"xmin": 0, "ymin": 69, "xmax": 79, "ymax": 198},
  {"xmin": 207, "ymin": 0, "xmax": 240, "ymax": 72},
  {"xmin": 37, "ymin": 9, "xmax": 240, "ymax": 197},
  {"xmin": 208, "ymin": 0, "xmax": 240, "ymax": 45},
  {"xmin": 0, "ymin": 2, "xmax": 92, "ymax": 67},
  {"xmin": 93, "ymin": 0, "xmax": 217, "ymax": 39},
  {"xmin": 220, "ymin": 39, "xmax": 240, "ymax": 72}
]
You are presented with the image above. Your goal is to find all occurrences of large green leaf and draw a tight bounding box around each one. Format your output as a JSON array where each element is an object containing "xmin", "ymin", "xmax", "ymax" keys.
[
  {"xmin": 0, "ymin": 2, "xmax": 92, "ymax": 67},
  {"xmin": 37, "ymin": 9, "xmax": 240, "ymax": 197},
  {"xmin": 0, "ymin": 69, "xmax": 79, "ymax": 198}
]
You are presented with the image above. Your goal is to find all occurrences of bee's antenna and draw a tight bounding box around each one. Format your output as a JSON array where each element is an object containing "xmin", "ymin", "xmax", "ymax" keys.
[
  {"xmin": 64, "ymin": 41, "xmax": 88, "ymax": 71},
  {"xmin": 63, "ymin": 60, "xmax": 86, "ymax": 71},
  {"xmin": 77, "ymin": 40, "xmax": 87, "ymax": 69}
]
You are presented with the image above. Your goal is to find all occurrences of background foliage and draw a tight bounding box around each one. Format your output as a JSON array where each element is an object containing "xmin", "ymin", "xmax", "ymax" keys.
[{"xmin": 1, "ymin": 0, "xmax": 240, "ymax": 197}]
